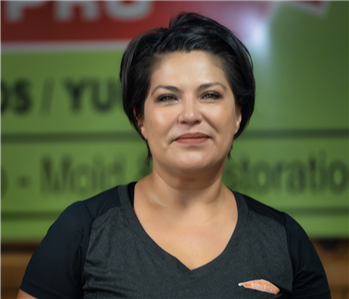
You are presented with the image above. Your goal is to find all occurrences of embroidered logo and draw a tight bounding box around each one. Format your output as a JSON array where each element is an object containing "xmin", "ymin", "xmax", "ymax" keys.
[{"xmin": 238, "ymin": 279, "xmax": 280, "ymax": 295}]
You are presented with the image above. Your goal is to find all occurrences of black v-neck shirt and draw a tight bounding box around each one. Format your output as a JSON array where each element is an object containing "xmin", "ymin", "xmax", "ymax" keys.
[{"xmin": 21, "ymin": 183, "xmax": 331, "ymax": 299}]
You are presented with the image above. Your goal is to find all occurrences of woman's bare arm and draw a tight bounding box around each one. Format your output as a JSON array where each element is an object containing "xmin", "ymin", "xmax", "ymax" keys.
[{"xmin": 17, "ymin": 290, "xmax": 38, "ymax": 299}]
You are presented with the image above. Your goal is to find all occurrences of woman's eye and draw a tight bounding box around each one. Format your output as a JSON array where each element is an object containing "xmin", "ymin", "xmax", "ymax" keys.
[
  {"xmin": 158, "ymin": 95, "xmax": 177, "ymax": 102},
  {"xmin": 202, "ymin": 93, "xmax": 221, "ymax": 100}
]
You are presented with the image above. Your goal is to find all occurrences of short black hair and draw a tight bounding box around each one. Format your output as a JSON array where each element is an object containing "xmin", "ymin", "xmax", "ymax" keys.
[{"xmin": 120, "ymin": 12, "xmax": 255, "ymax": 160}]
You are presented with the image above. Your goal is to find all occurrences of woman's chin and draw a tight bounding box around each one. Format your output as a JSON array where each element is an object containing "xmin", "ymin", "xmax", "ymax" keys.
[{"xmin": 165, "ymin": 155, "xmax": 224, "ymax": 174}]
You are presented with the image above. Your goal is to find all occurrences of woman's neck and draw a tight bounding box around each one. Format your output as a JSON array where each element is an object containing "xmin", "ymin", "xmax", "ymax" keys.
[{"xmin": 135, "ymin": 162, "xmax": 231, "ymax": 223}]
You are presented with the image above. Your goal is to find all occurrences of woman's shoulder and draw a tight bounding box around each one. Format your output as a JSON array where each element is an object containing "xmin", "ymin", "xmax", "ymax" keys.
[
  {"xmin": 233, "ymin": 191, "xmax": 287, "ymax": 225},
  {"xmin": 20, "ymin": 184, "xmax": 132, "ymax": 299},
  {"xmin": 43, "ymin": 185, "xmax": 120, "ymax": 234},
  {"xmin": 233, "ymin": 191, "xmax": 313, "ymax": 244},
  {"xmin": 79, "ymin": 184, "xmax": 123, "ymax": 220}
]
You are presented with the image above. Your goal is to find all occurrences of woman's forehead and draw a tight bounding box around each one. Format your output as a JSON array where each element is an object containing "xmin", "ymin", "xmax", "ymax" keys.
[{"xmin": 150, "ymin": 51, "xmax": 227, "ymax": 85}]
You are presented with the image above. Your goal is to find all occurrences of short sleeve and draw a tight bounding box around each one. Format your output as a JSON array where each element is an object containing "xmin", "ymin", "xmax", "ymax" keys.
[
  {"xmin": 20, "ymin": 201, "xmax": 92, "ymax": 299},
  {"xmin": 285, "ymin": 214, "xmax": 331, "ymax": 299}
]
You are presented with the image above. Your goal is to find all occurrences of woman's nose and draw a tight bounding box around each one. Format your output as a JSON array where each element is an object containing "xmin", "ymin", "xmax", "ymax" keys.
[{"xmin": 177, "ymin": 96, "xmax": 202, "ymax": 125}]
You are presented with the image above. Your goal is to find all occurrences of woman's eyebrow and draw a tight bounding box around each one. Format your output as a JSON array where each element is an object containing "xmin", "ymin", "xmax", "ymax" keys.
[
  {"xmin": 151, "ymin": 85, "xmax": 181, "ymax": 95},
  {"xmin": 197, "ymin": 82, "xmax": 227, "ymax": 91}
]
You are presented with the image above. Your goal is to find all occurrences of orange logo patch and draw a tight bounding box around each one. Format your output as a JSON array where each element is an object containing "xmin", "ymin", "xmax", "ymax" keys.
[{"xmin": 238, "ymin": 279, "xmax": 280, "ymax": 295}]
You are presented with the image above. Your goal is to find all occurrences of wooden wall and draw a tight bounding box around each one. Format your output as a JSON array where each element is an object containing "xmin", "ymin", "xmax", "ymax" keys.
[
  {"xmin": 2, "ymin": 240, "xmax": 348, "ymax": 298},
  {"xmin": 312, "ymin": 240, "xmax": 349, "ymax": 299}
]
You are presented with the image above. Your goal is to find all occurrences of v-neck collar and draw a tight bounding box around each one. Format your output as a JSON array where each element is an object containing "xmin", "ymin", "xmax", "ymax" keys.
[{"xmin": 118, "ymin": 183, "xmax": 248, "ymax": 278}]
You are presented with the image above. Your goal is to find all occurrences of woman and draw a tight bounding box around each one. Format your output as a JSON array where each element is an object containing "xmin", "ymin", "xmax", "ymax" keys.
[{"xmin": 18, "ymin": 13, "xmax": 331, "ymax": 299}]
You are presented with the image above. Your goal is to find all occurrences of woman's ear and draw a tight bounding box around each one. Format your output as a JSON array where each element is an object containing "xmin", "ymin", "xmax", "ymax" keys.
[
  {"xmin": 135, "ymin": 108, "xmax": 147, "ymax": 139},
  {"xmin": 234, "ymin": 104, "xmax": 242, "ymax": 134}
]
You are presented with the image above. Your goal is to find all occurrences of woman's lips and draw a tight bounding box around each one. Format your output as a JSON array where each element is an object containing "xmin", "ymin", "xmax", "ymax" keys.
[{"xmin": 174, "ymin": 133, "xmax": 210, "ymax": 145}]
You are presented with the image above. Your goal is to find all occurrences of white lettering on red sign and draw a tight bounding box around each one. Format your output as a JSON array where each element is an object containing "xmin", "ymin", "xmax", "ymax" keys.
[
  {"xmin": 56, "ymin": 1, "xmax": 99, "ymax": 21},
  {"xmin": 105, "ymin": 1, "xmax": 152, "ymax": 20},
  {"xmin": 5, "ymin": 1, "xmax": 153, "ymax": 23},
  {"xmin": 6, "ymin": 0, "xmax": 45, "ymax": 22}
]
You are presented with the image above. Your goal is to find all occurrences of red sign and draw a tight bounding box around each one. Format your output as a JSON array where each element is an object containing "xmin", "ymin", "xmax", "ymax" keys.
[{"xmin": 1, "ymin": 1, "xmax": 327, "ymax": 44}]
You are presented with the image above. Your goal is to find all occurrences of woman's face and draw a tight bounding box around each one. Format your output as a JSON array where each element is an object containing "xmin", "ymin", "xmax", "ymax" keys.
[{"xmin": 138, "ymin": 51, "xmax": 241, "ymax": 175}]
